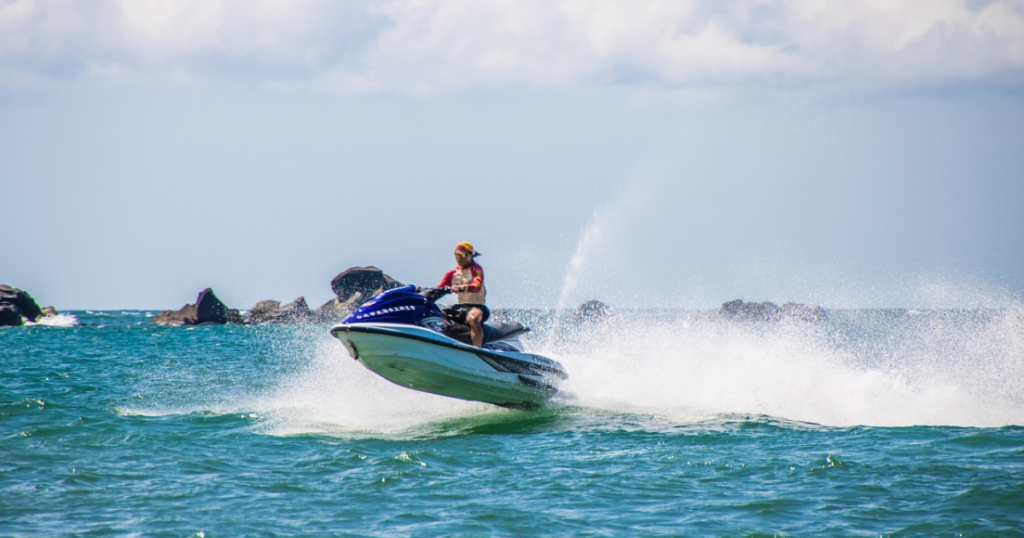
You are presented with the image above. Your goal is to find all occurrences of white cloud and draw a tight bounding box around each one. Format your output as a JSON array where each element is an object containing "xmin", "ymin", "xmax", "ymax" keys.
[{"xmin": 1, "ymin": 0, "xmax": 1021, "ymax": 91}]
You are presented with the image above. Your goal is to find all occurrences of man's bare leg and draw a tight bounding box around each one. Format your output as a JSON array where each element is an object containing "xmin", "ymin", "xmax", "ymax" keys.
[{"xmin": 467, "ymin": 308, "xmax": 484, "ymax": 347}]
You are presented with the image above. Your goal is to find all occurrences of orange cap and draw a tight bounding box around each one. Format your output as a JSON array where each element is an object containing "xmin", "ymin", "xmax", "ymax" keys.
[{"xmin": 455, "ymin": 241, "xmax": 480, "ymax": 257}]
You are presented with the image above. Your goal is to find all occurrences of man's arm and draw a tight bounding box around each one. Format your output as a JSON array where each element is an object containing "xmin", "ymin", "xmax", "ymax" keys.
[{"xmin": 437, "ymin": 269, "xmax": 456, "ymax": 289}]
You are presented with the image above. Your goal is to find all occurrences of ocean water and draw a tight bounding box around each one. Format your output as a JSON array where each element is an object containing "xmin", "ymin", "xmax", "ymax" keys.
[{"xmin": 2, "ymin": 309, "xmax": 1023, "ymax": 537}]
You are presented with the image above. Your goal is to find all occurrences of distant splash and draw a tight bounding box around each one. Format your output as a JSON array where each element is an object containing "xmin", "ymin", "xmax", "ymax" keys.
[
  {"xmin": 554, "ymin": 164, "xmax": 665, "ymax": 334},
  {"xmin": 556, "ymin": 209, "xmax": 607, "ymax": 316}
]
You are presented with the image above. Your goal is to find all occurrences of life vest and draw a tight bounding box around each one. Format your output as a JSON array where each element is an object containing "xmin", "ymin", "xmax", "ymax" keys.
[{"xmin": 448, "ymin": 264, "xmax": 486, "ymax": 305}]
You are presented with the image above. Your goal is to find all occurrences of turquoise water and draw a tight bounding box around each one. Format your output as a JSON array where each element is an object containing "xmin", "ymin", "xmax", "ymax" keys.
[{"xmin": 3, "ymin": 310, "xmax": 1023, "ymax": 537}]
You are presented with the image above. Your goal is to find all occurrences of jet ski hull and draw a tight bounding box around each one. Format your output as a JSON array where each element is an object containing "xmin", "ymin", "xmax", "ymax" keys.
[{"xmin": 330, "ymin": 323, "xmax": 566, "ymax": 409}]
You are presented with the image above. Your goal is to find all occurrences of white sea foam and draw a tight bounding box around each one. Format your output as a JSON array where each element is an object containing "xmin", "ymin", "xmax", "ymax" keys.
[
  {"xmin": 542, "ymin": 155, "xmax": 1023, "ymax": 427},
  {"xmin": 250, "ymin": 326, "xmax": 495, "ymax": 437},
  {"xmin": 542, "ymin": 308, "xmax": 1024, "ymax": 428},
  {"xmin": 28, "ymin": 313, "xmax": 79, "ymax": 327},
  {"xmin": 244, "ymin": 303, "xmax": 1024, "ymax": 434}
]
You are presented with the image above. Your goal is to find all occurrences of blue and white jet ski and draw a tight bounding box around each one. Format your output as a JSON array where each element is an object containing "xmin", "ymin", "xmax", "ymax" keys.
[{"xmin": 330, "ymin": 285, "xmax": 568, "ymax": 409}]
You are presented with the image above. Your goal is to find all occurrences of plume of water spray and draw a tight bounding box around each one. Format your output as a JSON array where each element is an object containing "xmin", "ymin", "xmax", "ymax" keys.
[
  {"xmin": 552, "ymin": 165, "xmax": 666, "ymax": 341},
  {"xmin": 550, "ymin": 308, "xmax": 1024, "ymax": 427},
  {"xmin": 556, "ymin": 210, "xmax": 611, "ymax": 315}
]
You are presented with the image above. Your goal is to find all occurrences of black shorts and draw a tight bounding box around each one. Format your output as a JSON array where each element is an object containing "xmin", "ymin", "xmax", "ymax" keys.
[{"xmin": 443, "ymin": 304, "xmax": 490, "ymax": 325}]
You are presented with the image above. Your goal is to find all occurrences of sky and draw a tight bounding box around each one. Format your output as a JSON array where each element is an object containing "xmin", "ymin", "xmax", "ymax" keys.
[{"xmin": 2, "ymin": 0, "xmax": 1022, "ymax": 311}]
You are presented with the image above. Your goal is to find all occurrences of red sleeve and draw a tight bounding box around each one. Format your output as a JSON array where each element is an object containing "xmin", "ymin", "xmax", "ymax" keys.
[
  {"xmin": 438, "ymin": 269, "xmax": 456, "ymax": 288},
  {"xmin": 465, "ymin": 264, "xmax": 484, "ymax": 292}
]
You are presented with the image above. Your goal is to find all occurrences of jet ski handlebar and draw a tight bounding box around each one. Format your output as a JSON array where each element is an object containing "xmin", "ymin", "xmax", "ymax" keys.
[{"xmin": 417, "ymin": 286, "xmax": 451, "ymax": 303}]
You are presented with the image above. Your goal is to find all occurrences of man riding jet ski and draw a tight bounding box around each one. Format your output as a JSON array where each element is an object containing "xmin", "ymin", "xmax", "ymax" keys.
[
  {"xmin": 437, "ymin": 241, "xmax": 488, "ymax": 347},
  {"xmin": 330, "ymin": 284, "xmax": 568, "ymax": 409}
]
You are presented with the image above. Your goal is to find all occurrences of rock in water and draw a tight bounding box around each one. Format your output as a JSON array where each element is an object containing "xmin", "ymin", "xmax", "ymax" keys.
[
  {"xmin": 719, "ymin": 300, "xmax": 782, "ymax": 322},
  {"xmin": 152, "ymin": 288, "xmax": 238, "ymax": 326},
  {"xmin": 316, "ymin": 267, "xmax": 404, "ymax": 322},
  {"xmin": 152, "ymin": 303, "xmax": 198, "ymax": 327},
  {"xmin": 719, "ymin": 299, "xmax": 826, "ymax": 322},
  {"xmin": 331, "ymin": 266, "xmax": 401, "ymax": 301},
  {"xmin": 194, "ymin": 288, "xmax": 228, "ymax": 324},
  {"xmin": 570, "ymin": 300, "xmax": 613, "ymax": 323},
  {"xmin": 0, "ymin": 303, "xmax": 24, "ymax": 326},
  {"xmin": 224, "ymin": 308, "xmax": 245, "ymax": 324},
  {"xmin": 277, "ymin": 296, "xmax": 313, "ymax": 322},
  {"xmin": 0, "ymin": 285, "xmax": 43, "ymax": 322},
  {"xmin": 243, "ymin": 267, "xmax": 406, "ymax": 325},
  {"xmin": 247, "ymin": 297, "xmax": 313, "ymax": 324},
  {"xmin": 247, "ymin": 300, "xmax": 282, "ymax": 324},
  {"xmin": 782, "ymin": 302, "xmax": 828, "ymax": 322},
  {"xmin": 315, "ymin": 294, "xmax": 367, "ymax": 323}
]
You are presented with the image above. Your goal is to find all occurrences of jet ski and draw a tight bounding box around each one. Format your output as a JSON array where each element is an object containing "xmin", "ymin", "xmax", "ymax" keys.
[{"xmin": 330, "ymin": 285, "xmax": 568, "ymax": 409}]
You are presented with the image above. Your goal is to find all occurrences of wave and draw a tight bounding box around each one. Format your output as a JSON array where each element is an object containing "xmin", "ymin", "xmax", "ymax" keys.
[
  {"xmin": 141, "ymin": 308, "xmax": 1022, "ymax": 436},
  {"xmin": 27, "ymin": 313, "xmax": 80, "ymax": 327}
]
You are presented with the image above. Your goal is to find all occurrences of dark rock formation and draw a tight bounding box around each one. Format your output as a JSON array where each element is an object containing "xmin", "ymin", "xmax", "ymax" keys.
[
  {"xmin": 278, "ymin": 297, "xmax": 313, "ymax": 322},
  {"xmin": 719, "ymin": 300, "xmax": 826, "ymax": 322},
  {"xmin": 0, "ymin": 303, "xmax": 24, "ymax": 326},
  {"xmin": 195, "ymin": 288, "xmax": 228, "ymax": 323},
  {"xmin": 248, "ymin": 300, "xmax": 283, "ymax": 324},
  {"xmin": 243, "ymin": 267, "xmax": 404, "ymax": 324},
  {"xmin": 0, "ymin": 285, "xmax": 43, "ymax": 323},
  {"xmin": 225, "ymin": 308, "xmax": 245, "ymax": 324},
  {"xmin": 151, "ymin": 304, "xmax": 196, "ymax": 326},
  {"xmin": 781, "ymin": 302, "xmax": 828, "ymax": 322},
  {"xmin": 331, "ymin": 266, "xmax": 401, "ymax": 302},
  {"xmin": 152, "ymin": 288, "xmax": 241, "ymax": 326},
  {"xmin": 40, "ymin": 306, "xmax": 59, "ymax": 317},
  {"xmin": 719, "ymin": 299, "xmax": 782, "ymax": 321},
  {"xmin": 314, "ymin": 294, "xmax": 368, "ymax": 323},
  {"xmin": 570, "ymin": 300, "xmax": 613, "ymax": 323},
  {"xmin": 312, "ymin": 267, "xmax": 404, "ymax": 323},
  {"xmin": 247, "ymin": 297, "xmax": 314, "ymax": 324}
]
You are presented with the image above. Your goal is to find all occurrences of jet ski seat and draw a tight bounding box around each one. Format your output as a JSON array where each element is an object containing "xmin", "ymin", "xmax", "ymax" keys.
[{"xmin": 443, "ymin": 320, "xmax": 530, "ymax": 346}]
